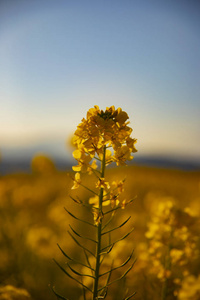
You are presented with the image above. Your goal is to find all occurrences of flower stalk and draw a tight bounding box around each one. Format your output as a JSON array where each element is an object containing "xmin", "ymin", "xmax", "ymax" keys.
[
  {"xmin": 53, "ymin": 106, "xmax": 137, "ymax": 300},
  {"xmin": 93, "ymin": 145, "xmax": 106, "ymax": 299}
]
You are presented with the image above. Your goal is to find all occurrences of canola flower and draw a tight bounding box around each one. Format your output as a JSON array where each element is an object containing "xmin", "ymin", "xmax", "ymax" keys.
[
  {"xmin": 54, "ymin": 106, "xmax": 137, "ymax": 300},
  {"xmin": 143, "ymin": 198, "xmax": 200, "ymax": 300},
  {"xmin": 177, "ymin": 274, "xmax": 200, "ymax": 300}
]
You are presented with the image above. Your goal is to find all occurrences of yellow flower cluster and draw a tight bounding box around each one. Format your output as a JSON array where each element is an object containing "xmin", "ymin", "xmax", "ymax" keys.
[
  {"xmin": 144, "ymin": 198, "xmax": 200, "ymax": 292},
  {"xmin": 72, "ymin": 105, "xmax": 137, "ymax": 174},
  {"xmin": 177, "ymin": 274, "xmax": 200, "ymax": 300},
  {"xmin": 89, "ymin": 179, "xmax": 126, "ymax": 224},
  {"xmin": 71, "ymin": 106, "xmax": 137, "ymax": 227}
]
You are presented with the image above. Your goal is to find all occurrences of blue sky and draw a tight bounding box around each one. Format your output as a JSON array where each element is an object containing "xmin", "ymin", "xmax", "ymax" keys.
[{"xmin": 0, "ymin": 0, "xmax": 200, "ymax": 162}]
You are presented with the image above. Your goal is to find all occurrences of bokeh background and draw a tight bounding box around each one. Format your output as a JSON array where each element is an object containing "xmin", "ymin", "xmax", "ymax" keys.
[
  {"xmin": 1, "ymin": 0, "xmax": 200, "ymax": 171},
  {"xmin": 0, "ymin": 2, "xmax": 200, "ymax": 300}
]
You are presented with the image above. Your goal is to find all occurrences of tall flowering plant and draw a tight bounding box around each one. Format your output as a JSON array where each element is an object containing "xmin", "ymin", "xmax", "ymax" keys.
[{"xmin": 53, "ymin": 106, "xmax": 137, "ymax": 300}]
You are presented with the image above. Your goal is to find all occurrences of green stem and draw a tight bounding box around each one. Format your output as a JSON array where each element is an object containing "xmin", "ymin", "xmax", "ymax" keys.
[{"xmin": 93, "ymin": 146, "xmax": 106, "ymax": 300}]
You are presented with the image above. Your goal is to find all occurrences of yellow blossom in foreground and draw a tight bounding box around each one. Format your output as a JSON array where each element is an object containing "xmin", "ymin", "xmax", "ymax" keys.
[
  {"xmin": 68, "ymin": 106, "xmax": 137, "ymax": 298},
  {"xmin": 92, "ymin": 209, "xmax": 104, "ymax": 226},
  {"xmin": 108, "ymin": 191, "xmax": 120, "ymax": 208},
  {"xmin": 99, "ymin": 149, "xmax": 113, "ymax": 165},
  {"xmin": 126, "ymin": 137, "xmax": 138, "ymax": 152},
  {"xmin": 87, "ymin": 160, "xmax": 98, "ymax": 175},
  {"xmin": 89, "ymin": 193, "xmax": 110, "ymax": 208},
  {"xmin": 89, "ymin": 195, "xmax": 99, "ymax": 207},
  {"xmin": 71, "ymin": 173, "xmax": 81, "ymax": 189},
  {"xmin": 113, "ymin": 145, "xmax": 133, "ymax": 166},
  {"xmin": 72, "ymin": 152, "xmax": 92, "ymax": 173},
  {"xmin": 96, "ymin": 178, "xmax": 110, "ymax": 190},
  {"xmin": 112, "ymin": 180, "xmax": 125, "ymax": 194},
  {"xmin": 71, "ymin": 106, "xmax": 137, "ymax": 168}
]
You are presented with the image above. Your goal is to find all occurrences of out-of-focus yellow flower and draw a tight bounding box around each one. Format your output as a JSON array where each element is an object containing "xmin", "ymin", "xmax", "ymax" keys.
[
  {"xmin": 145, "ymin": 223, "xmax": 160, "ymax": 239},
  {"xmin": 0, "ymin": 285, "xmax": 31, "ymax": 300},
  {"xmin": 31, "ymin": 154, "xmax": 56, "ymax": 174},
  {"xmin": 144, "ymin": 198, "xmax": 200, "ymax": 288},
  {"xmin": 71, "ymin": 173, "xmax": 81, "ymax": 189},
  {"xmin": 170, "ymin": 249, "xmax": 184, "ymax": 264},
  {"xmin": 121, "ymin": 199, "xmax": 127, "ymax": 209},
  {"xmin": 178, "ymin": 275, "xmax": 200, "ymax": 300},
  {"xmin": 26, "ymin": 226, "xmax": 57, "ymax": 258}
]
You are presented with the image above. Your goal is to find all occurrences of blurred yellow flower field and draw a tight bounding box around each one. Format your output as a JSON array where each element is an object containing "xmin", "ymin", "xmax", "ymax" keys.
[{"xmin": 0, "ymin": 160, "xmax": 199, "ymax": 299}]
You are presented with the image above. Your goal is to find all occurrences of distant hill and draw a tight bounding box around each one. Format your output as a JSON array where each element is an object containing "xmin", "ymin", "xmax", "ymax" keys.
[{"xmin": 0, "ymin": 155, "xmax": 200, "ymax": 175}]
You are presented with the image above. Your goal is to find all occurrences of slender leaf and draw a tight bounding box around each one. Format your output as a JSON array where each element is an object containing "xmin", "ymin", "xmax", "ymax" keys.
[
  {"xmin": 64, "ymin": 208, "xmax": 95, "ymax": 227},
  {"xmin": 70, "ymin": 195, "xmax": 94, "ymax": 214},
  {"xmin": 103, "ymin": 205, "xmax": 121, "ymax": 216},
  {"xmin": 69, "ymin": 195, "xmax": 83, "ymax": 204},
  {"xmin": 99, "ymin": 251, "xmax": 134, "ymax": 277},
  {"xmin": 69, "ymin": 224, "xmax": 97, "ymax": 243},
  {"xmin": 98, "ymin": 262, "xmax": 135, "ymax": 292},
  {"xmin": 53, "ymin": 259, "xmax": 93, "ymax": 293},
  {"xmin": 100, "ymin": 244, "xmax": 114, "ymax": 255},
  {"xmin": 67, "ymin": 262, "xmax": 95, "ymax": 278},
  {"xmin": 57, "ymin": 243, "xmax": 94, "ymax": 271},
  {"xmin": 68, "ymin": 230, "xmax": 96, "ymax": 257},
  {"xmin": 101, "ymin": 228, "xmax": 134, "ymax": 252},
  {"xmin": 83, "ymin": 249, "xmax": 93, "ymax": 273},
  {"xmin": 50, "ymin": 285, "xmax": 69, "ymax": 300},
  {"xmin": 124, "ymin": 292, "xmax": 136, "ymax": 300},
  {"xmin": 102, "ymin": 216, "xmax": 131, "ymax": 235},
  {"xmin": 102, "ymin": 214, "xmax": 115, "ymax": 230}
]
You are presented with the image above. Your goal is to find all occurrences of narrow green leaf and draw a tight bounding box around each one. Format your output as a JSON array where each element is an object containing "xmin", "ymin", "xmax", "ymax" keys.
[
  {"xmin": 50, "ymin": 285, "xmax": 69, "ymax": 300},
  {"xmin": 68, "ymin": 230, "xmax": 96, "ymax": 257},
  {"xmin": 100, "ymin": 244, "xmax": 114, "ymax": 255},
  {"xmin": 64, "ymin": 208, "xmax": 95, "ymax": 227},
  {"xmin": 124, "ymin": 292, "xmax": 136, "ymax": 300},
  {"xmin": 69, "ymin": 195, "xmax": 94, "ymax": 214},
  {"xmin": 98, "ymin": 262, "xmax": 135, "ymax": 292},
  {"xmin": 102, "ymin": 214, "xmax": 115, "ymax": 230},
  {"xmin": 101, "ymin": 227, "xmax": 134, "ymax": 251},
  {"xmin": 57, "ymin": 243, "xmax": 94, "ymax": 271},
  {"xmin": 53, "ymin": 259, "xmax": 93, "ymax": 293},
  {"xmin": 69, "ymin": 195, "xmax": 83, "ymax": 204},
  {"xmin": 69, "ymin": 224, "xmax": 97, "ymax": 243},
  {"xmin": 103, "ymin": 205, "xmax": 121, "ymax": 215},
  {"xmin": 83, "ymin": 249, "xmax": 93, "ymax": 272},
  {"xmin": 102, "ymin": 216, "xmax": 131, "ymax": 235},
  {"xmin": 99, "ymin": 251, "xmax": 134, "ymax": 277},
  {"xmin": 67, "ymin": 262, "xmax": 95, "ymax": 278}
]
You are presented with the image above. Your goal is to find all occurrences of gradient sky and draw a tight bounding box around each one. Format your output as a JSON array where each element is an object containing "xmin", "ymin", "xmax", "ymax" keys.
[{"xmin": 0, "ymin": 0, "xmax": 200, "ymax": 161}]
